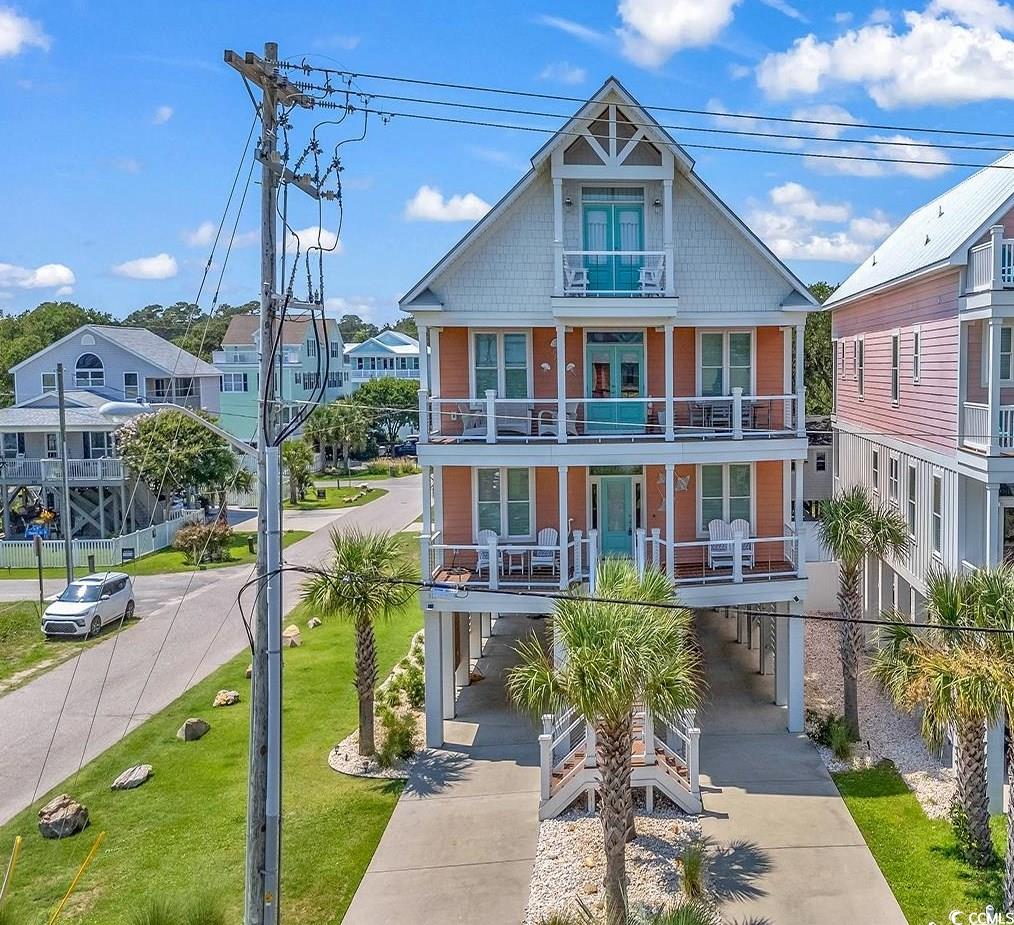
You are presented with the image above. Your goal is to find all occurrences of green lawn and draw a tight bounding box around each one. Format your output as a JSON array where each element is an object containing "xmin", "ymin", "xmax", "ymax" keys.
[
  {"xmin": 834, "ymin": 764, "xmax": 1005, "ymax": 924},
  {"xmin": 0, "ymin": 533, "xmax": 422, "ymax": 924},
  {"xmin": 0, "ymin": 530, "xmax": 311, "ymax": 581},
  {"xmin": 284, "ymin": 486, "xmax": 386, "ymax": 511}
]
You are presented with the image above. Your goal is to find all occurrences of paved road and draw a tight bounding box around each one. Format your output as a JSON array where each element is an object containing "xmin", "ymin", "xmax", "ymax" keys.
[{"xmin": 0, "ymin": 476, "xmax": 421, "ymax": 825}]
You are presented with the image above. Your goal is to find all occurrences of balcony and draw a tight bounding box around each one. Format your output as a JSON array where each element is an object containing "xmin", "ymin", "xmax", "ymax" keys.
[
  {"xmin": 350, "ymin": 367, "xmax": 420, "ymax": 382},
  {"xmin": 0, "ymin": 457, "xmax": 125, "ymax": 483},
  {"xmin": 962, "ymin": 401, "xmax": 1014, "ymax": 454},
  {"xmin": 213, "ymin": 349, "xmax": 300, "ymax": 365},
  {"xmin": 420, "ymin": 390, "xmax": 802, "ymax": 445},
  {"xmin": 966, "ymin": 227, "xmax": 1014, "ymax": 293},
  {"xmin": 559, "ymin": 251, "xmax": 671, "ymax": 297}
]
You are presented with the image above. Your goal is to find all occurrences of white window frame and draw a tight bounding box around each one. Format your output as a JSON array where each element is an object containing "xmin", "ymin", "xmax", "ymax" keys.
[
  {"xmin": 306, "ymin": 338, "xmax": 318, "ymax": 358},
  {"xmin": 696, "ymin": 462, "xmax": 755, "ymax": 536},
  {"xmin": 856, "ymin": 337, "xmax": 864, "ymax": 398},
  {"xmin": 888, "ymin": 454, "xmax": 899, "ymax": 504},
  {"xmin": 906, "ymin": 463, "xmax": 917, "ymax": 539},
  {"xmin": 45, "ymin": 433, "xmax": 58, "ymax": 459},
  {"xmin": 872, "ymin": 449, "xmax": 880, "ymax": 493},
  {"xmin": 695, "ymin": 329, "xmax": 756, "ymax": 396},
  {"xmin": 891, "ymin": 331, "xmax": 900, "ymax": 405},
  {"xmin": 74, "ymin": 352, "xmax": 105, "ymax": 388},
  {"xmin": 472, "ymin": 466, "xmax": 533, "ymax": 541},
  {"xmin": 815, "ymin": 451, "xmax": 826, "ymax": 472},
  {"xmin": 123, "ymin": 371, "xmax": 139, "ymax": 400},
  {"xmin": 222, "ymin": 372, "xmax": 248, "ymax": 393},
  {"xmin": 852, "ymin": 339, "xmax": 858, "ymax": 380},
  {"xmin": 41, "ymin": 372, "xmax": 57, "ymax": 394},
  {"xmin": 912, "ymin": 326, "xmax": 921, "ymax": 383},
  {"xmin": 931, "ymin": 472, "xmax": 943, "ymax": 558},
  {"xmin": 469, "ymin": 330, "xmax": 532, "ymax": 399}
]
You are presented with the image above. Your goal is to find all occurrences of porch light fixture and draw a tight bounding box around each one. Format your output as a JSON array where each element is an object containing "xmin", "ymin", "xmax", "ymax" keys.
[
  {"xmin": 653, "ymin": 198, "xmax": 662, "ymax": 208},
  {"xmin": 564, "ymin": 197, "xmax": 573, "ymax": 207}
]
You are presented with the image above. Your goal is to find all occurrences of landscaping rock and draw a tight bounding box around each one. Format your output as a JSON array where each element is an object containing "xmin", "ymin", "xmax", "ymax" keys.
[
  {"xmin": 38, "ymin": 794, "xmax": 89, "ymax": 839},
  {"xmin": 213, "ymin": 689, "xmax": 241, "ymax": 707},
  {"xmin": 177, "ymin": 718, "xmax": 210, "ymax": 741},
  {"xmin": 245, "ymin": 664, "xmax": 253, "ymax": 679},
  {"xmin": 469, "ymin": 666, "xmax": 485, "ymax": 683},
  {"xmin": 307, "ymin": 617, "xmax": 322, "ymax": 629},
  {"xmin": 282, "ymin": 625, "xmax": 302, "ymax": 647},
  {"xmin": 111, "ymin": 764, "xmax": 153, "ymax": 791}
]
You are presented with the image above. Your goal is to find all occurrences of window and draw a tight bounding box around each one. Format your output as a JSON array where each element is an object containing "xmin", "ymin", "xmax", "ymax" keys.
[
  {"xmin": 891, "ymin": 332, "xmax": 900, "ymax": 404},
  {"xmin": 857, "ymin": 338, "xmax": 865, "ymax": 397},
  {"xmin": 932, "ymin": 474, "xmax": 943, "ymax": 556},
  {"xmin": 815, "ymin": 452, "xmax": 826, "ymax": 472},
  {"xmin": 872, "ymin": 450, "xmax": 879, "ymax": 491},
  {"xmin": 475, "ymin": 467, "xmax": 531, "ymax": 539},
  {"xmin": 1, "ymin": 433, "xmax": 24, "ymax": 458},
  {"xmin": 907, "ymin": 464, "xmax": 917, "ymax": 537},
  {"xmin": 888, "ymin": 455, "xmax": 899, "ymax": 503},
  {"xmin": 699, "ymin": 463, "xmax": 752, "ymax": 531},
  {"xmin": 75, "ymin": 353, "xmax": 104, "ymax": 388},
  {"xmin": 41, "ymin": 372, "xmax": 57, "ymax": 394},
  {"xmin": 84, "ymin": 432, "xmax": 113, "ymax": 459},
  {"xmin": 330, "ymin": 341, "xmax": 341, "ymax": 359},
  {"xmin": 306, "ymin": 338, "xmax": 318, "ymax": 358},
  {"xmin": 912, "ymin": 328, "xmax": 921, "ymax": 383},
  {"xmin": 852, "ymin": 340, "xmax": 857, "ymax": 380},
  {"xmin": 46, "ymin": 433, "xmax": 58, "ymax": 458},
  {"xmin": 473, "ymin": 332, "xmax": 529, "ymax": 399},
  {"xmin": 222, "ymin": 372, "xmax": 248, "ymax": 393},
  {"xmin": 123, "ymin": 372, "xmax": 139, "ymax": 400},
  {"xmin": 836, "ymin": 340, "xmax": 843, "ymax": 380},
  {"xmin": 699, "ymin": 331, "xmax": 752, "ymax": 396},
  {"xmin": 1003, "ymin": 327, "xmax": 1012, "ymax": 381}
]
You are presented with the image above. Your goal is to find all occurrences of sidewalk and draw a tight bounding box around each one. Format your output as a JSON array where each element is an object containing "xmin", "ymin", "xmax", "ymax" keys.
[
  {"xmin": 696, "ymin": 611, "xmax": 906, "ymax": 924},
  {"xmin": 342, "ymin": 613, "xmax": 541, "ymax": 925}
]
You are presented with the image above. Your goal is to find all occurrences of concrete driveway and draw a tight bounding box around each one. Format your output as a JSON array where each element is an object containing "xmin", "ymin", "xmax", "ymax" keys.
[{"xmin": 0, "ymin": 475, "xmax": 421, "ymax": 825}]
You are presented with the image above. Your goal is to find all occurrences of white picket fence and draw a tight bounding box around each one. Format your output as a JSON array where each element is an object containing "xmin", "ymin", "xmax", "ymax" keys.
[{"xmin": 0, "ymin": 509, "xmax": 204, "ymax": 570}]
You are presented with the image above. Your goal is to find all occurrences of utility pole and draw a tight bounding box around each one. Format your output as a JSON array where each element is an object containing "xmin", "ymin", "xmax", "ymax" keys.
[
  {"xmin": 55, "ymin": 363, "xmax": 74, "ymax": 584},
  {"xmin": 225, "ymin": 41, "xmax": 315, "ymax": 925}
]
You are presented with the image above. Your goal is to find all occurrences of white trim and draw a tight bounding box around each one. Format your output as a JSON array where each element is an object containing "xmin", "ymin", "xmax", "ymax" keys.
[
  {"xmin": 695, "ymin": 461, "xmax": 756, "ymax": 537},
  {"xmin": 912, "ymin": 326, "xmax": 922, "ymax": 384},
  {"xmin": 74, "ymin": 351, "xmax": 105, "ymax": 389},
  {"xmin": 694, "ymin": 328, "xmax": 757, "ymax": 396},
  {"xmin": 586, "ymin": 468, "xmax": 645, "ymax": 557},
  {"xmin": 123, "ymin": 370, "xmax": 140, "ymax": 400},
  {"xmin": 471, "ymin": 465, "xmax": 535, "ymax": 542},
  {"xmin": 907, "ymin": 461, "xmax": 918, "ymax": 539},
  {"xmin": 888, "ymin": 452, "xmax": 900, "ymax": 505},
  {"xmin": 856, "ymin": 336, "xmax": 865, "ymax": 398},
  {"xmin": 891, "ymin": 329, "xmax": 901, "ymax": 406},
  {"xmin": 468, "ymin": 329, "xmax": 534, "ymax": 399},
  {"xmin": 40, "ymin": 371, "xmax": 57, "ymax": 395}
]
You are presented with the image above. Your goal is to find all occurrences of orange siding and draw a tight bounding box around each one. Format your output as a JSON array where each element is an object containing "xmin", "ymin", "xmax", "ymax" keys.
[
  {"xmin": 532, "ymin": 328, "xmax": 555, "ymax": 399},
  {"xmin": 646, "ymin": 327, "xmax": 665, "ymax": 398},
  {"xmin": 535, "ymin": 467, "xmax": 559, "ymax": 532},
  {"xmin": 441, "ymin": 466, "xmax": 472, "ymax": 544},
  {"xmin": 565, "ymin": 328, "xmax": 584, "ymax": 398},
  {"xmin": 568, "ymin": 467, "xmax": 587, "ymax": 532},
  {"xmin": 675, "ymin": 328, "xmax": 695, "ymax": 397},
  {"xmin": 438, "ymin": 327, "xmax": 469, "ymax": 398}
]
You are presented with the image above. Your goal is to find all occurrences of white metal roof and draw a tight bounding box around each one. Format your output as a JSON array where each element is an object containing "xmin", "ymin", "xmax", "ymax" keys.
[{"xmin": 826, "ymin": 151, "xmax": 1014, "ymax": 307}]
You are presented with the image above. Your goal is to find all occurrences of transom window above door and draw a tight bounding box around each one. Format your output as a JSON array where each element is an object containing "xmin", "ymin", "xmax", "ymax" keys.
[
  {"xmin": 473, "ymin": 332, "xmax": 529, "ymax": 399},
  {"xmin": 699, "ymin": 331, "xmax": 753, "ymax": 397}
]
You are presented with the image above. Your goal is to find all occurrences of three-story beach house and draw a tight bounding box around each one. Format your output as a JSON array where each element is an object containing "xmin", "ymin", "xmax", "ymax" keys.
[{"xmin": 403, "ymin": 79, "xmax": 817, "ymax": 817}]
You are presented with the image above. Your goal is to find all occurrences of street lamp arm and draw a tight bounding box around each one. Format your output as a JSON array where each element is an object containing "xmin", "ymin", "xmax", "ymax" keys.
[{"xmin": 99, "ymin": 401, "xmax": 257, "ymax": 456}]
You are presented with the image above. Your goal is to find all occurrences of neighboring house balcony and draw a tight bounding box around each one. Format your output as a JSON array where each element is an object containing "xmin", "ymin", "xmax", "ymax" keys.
[
  {"xmin": 0, "ymin": 456, "xmax": 125, "ymax": 484},
  {"xmin": 212, "ymin": 348, "xmax": 301, "ymax": 366},
  {"xmin": 350, "ymin": 366, "xmax": 420, "ymax": 382},
  {"xmin": 958, "ymin": 312, "xmax": 1014, "ymax": 458},
  {"xmin": 966, "ymin": 225, "xmax": 1014, "ymax": 296},
  {"xmin": 143, "ymin": 377, "xmax": 206, "ymax": 410}
]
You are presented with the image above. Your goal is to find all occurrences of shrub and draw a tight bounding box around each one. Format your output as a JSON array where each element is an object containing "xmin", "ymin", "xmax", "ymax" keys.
[
  {"xmin": 363, "ymin": 458, "xmax": 420, "ymax": 477},
  {"xmin": 827, "ymin": 719, "xmax": 853, "ymax": 761},
  {"xmin": 130, "ymin": 895, "xmax": 225, "ymax": 925},
  {"xmin": 172, "ymin": 523, "xmax": 234, "ymax": 565},
  {"xmin": 679, "ymin": 841, "xmax": 709, "ymax": 901},
  {"xmin": 376, "ymin": 708, "xmax": 416, "ymax": 768},
  {"xmin": 646, "ymin": 899, "xmax": 721, "ymax": 925},
  {"xmin": 808, "ymin": 711, "xmax": 844, "ymax": 747},
  {"xmin": 402, "ymin": 661, "xmax": 426, "ymax": 709}
]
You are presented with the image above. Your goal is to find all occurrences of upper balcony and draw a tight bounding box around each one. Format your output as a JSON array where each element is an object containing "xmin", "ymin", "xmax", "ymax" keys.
[
  {"xmin": 966, "ymin": 226, "xmax": 1014, "ymax": 296},
  {"xmin": 0, "ymin": 456, "xmax": 125, "ymax": 484},
  {"xmin": 212, "ymin": 348, "xmax": 301, "ymax": 366}
]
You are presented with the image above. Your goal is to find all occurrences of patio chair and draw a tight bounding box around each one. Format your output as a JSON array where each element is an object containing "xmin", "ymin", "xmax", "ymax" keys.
[
  {"xmin": 563, "ymin": 255, "xmax": 589, "ymax": 294},
  {"xmin": 495, "ymin": 401, "xmax": 532, "ymax": 437},
  {"xmin": 537, "ymin": 402, "xmax": 579, "ymax": 438},
  {"xmin": 707, "ymin": 519, "xmax": 734, "ymax": 569},
  {"xmin": 730, "ymin": 518, "xmax": 755, "ymax": 567},
  {"xmin": 638, "ymin": 256, "xmax": 665, "ymax": 295},
  {"xmin": 458, "ymin": 402, "xmax": 487, "ymax": 438},
  {"xmin": 475, "ymin": 529, "xmax": 498, "ymax": 577},
  {"xmin": 531, "ymin": 527, "xmax": 559, "ymax": 575}
]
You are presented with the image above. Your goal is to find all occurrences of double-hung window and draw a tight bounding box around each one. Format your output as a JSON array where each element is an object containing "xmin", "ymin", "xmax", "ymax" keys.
[
  {"xmin": 907, "ymin": 464, "xmax": 917, "ymax": 537},
  {"xmin": 123, "ymin": 371, "xmax": 139, "ymax": 400},
  {"xmin": 857, "ymin": 338, "xmax": 865, "ymax": 397},
  {"xmin": 476, "ymin": 467, "xmax": 531, "ymax": 539},
  {"xmin": 699, "ymin": 463, "xmax": 752, "ymax": 531},
  {"xmin": 699, "ymin": 331, "xmax": 752, "ymax": 396},
  {"xmin": 45, "ymin": 433, "xmax": 58, "ymax": 459},
  {"xmin": 891, "ymin": 332, "xmax": 900, "ymax": 404},
  {"xmin": 222, "ymin": 372, "xmax": 248, "ymax": 393},
  {"xmin": 473, "ymin": 332, "xmax": 529, "ymax": 398},
  {"xmin": 41, "ymin": 372, "xmax": 57, "ymax": 394},
  {"xmin": 912, "ymin": 328, "xmax": 921, "ymax": 383},
  {"xmin": 932, "ymin": 474, "xmax": 943, "ymax": 556},
  {"xmin": 306, "ymin": 338, "xmax": 318, "ymax": 358},
  {"xmin": 872, "ymin": 450, "xmax": 880, "ymax": 492},
  {"xmin": 888, "ymin": 455, "xmax": 899, "ymax": 504}
]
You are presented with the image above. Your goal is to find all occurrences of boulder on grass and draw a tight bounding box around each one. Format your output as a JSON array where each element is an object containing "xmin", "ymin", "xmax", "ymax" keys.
[
  {"xmin": 213, "ymin": 689, "xmax": 241, "ymax": 707},
  {"xmin": 177, "ymin": 718, "xmax": 210, "ymax": 741},
  {"xmin": 307, "ymin": 617, "xmax": 322, "ymax": 629},
  {"xmin": 111, "ymin": 764, "xmax": 153, "ymax": 791},
  {"xmin": 38, "ymin": 794, "xmax": 88, "ymax": 839},
  {"xmin": 245, "ymin": 663, "xmax": 253, "ymax": 679},
  {"xmin": 282, "ymin": 624, "xmax": 302, "ymax": 647}
]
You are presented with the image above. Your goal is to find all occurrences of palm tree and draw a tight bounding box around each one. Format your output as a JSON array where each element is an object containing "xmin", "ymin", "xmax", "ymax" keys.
[
  {"xmin": 301, "ymin": 529, "xmax": 419, "ymax": 755},
  {"xmin": 307, "ymin": 399, "xmax": 369, "ymax": 485},
  {"xmin": 538, "ymin": 897, "xmax": 719, "ymax": 925},
  {"xmin": 870, "ymin": 566, "xmax": 1014, "ymax": 867},
  {"xmin": 507, "ymin": 561, "xmax": 702, "ymax": 925},
  {"xmin": 819, "ymin": 485, "xmax": 909, "ymax": 739}
]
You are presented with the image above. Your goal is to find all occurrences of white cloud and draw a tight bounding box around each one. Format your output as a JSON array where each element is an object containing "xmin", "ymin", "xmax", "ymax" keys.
[
  {"xmin": 324, "ymin": 295, "xmax": 379, "ymax": 319},
  {"xmin": 538, "ymin": 61, "xmax": 587, "ymax": 84},
  {"xmin": 770, "ymin": 181, "xmax": 850, "ymax": 222},
  {"xmin": 55, "ymin": 284, "xmax": 73, "ymax": 296},
  {"xmin": 185, "ymin": 221, "xmax": 215, "ymax": 247},
  {"xmin": 0, "ymin": 6, "xmax": 49, "ymax": 56},
  {"xmin": 757, "ymin": 1, "xmax": 1014, "ymax": 107},
  {"xmin": 0, "ymin": 261, "xmax": 75, "ymax": 289},
  {"xmin": 850, "ymin": 211, "xmax": 893, "ymax": 240},
  {"xmin": 152, "ymin": 104, "xmax": 174, "ymax": 125},
  {"xmin": 617, "ymin": 0, "xmax": 742, "ymax": 66},
  {"xmin": 404, "ymin": 185, "xmax": 491, "ymax": 222},
  {"xmin": 534, "ymin": 14, "xmax": 607, "ymax": 44},
  {"xmin": 868, "ymin": 7, "xmax": 893, "ymax": 23},
  {"xmin": 833, "ymin": 11, "xmax": 854, "ymax": 23},
  {"xmin": 286, "ymin": 226, "xmax": 341, "ymax": 252},
  {"xmin": 728, "ymin": 62, "xmax": 752, "ymax": 79},
  {"xmin": 112, "ymin": 156, "xmax": 142, "ymax": 174},
  {"xmin": 760, "ymin": 0, "xmax": 807, "ymax": 21},
  {"xmin": 803, "ymin": 133, "xmax": 951, "ymax": 179},
  {"xmin": 112, "ymin": 253, "xmax": 178, "ymax": 280}
]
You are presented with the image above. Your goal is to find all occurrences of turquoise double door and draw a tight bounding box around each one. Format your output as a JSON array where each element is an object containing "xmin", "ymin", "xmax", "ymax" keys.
[
  {"xmin": 582, "ymin": 202, "xmax": 644, "ymax": 293},
  {"xmin": 585, "ymin": 334, "xmax": 645, "ymax": 434}
]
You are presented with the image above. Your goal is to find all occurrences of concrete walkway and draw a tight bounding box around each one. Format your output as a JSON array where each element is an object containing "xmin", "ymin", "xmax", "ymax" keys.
[
  {"xmin": 343, "ymin": 613, "xmax": 541, "ymax": 925},
  {"xmin": 696, "ymin": 611, "xmax": 906, "ymax": 924}
]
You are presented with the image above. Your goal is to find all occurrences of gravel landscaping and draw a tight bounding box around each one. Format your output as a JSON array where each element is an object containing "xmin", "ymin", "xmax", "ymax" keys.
[
  {"xmin": 805, "ymin": 615, "xmax": 956, "ymax": 818},
  {"xmin": 524, "ymin": 801, "xmax": 702, "ymax": 924},
  {"xmin": 328, "ymin": 724, "xmax": 420, "ymax": 780}
]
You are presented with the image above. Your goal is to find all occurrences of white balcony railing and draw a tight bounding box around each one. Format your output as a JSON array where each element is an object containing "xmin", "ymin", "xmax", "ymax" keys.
[
  {"xmin": 350, "ymin": 368, "xmax": 420, "ymax": 382},
  {"xmin": 0, "ymin": 457, "xmax": 125, "ymax": 483},
  {"xmin": 212, "ymin": 350, "xmax": 301, "ymax": 365},
  {"xmin": 966, "ymin": 231, "xmax": 1014, "ymax": 293},
  {"xmin": 962, "ymin": 400, "xmax": 1014, "ymax": 453},
  {"xmin": 419, "ymin": 388, "xmax": 801, "ymax": 444},
  {"xmin": 560, "ymin": 250, "xmax": 669, "ymax": 296}
]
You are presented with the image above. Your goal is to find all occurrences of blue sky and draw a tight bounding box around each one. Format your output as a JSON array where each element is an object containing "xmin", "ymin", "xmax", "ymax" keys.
[{"xmin": 2, "ymin": 0, "xmax": 1014, "ymax": 325}]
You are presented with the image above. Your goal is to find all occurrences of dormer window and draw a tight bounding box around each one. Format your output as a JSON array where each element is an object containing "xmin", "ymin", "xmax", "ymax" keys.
[{"xmin": 75, "ymin": 353, "xmax": 104, "ymax": 388}]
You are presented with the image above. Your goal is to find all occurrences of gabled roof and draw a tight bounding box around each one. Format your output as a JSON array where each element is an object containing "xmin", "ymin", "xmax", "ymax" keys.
[
  {"xmin": 222, "ymin": 313, "xmax": 338, "ymax": 347},
  {"xmin": 0, "ymin": 404, "xmax": 119, "ymax": 431},
  {"xmin": 17, "ymin": 389, "xmax": 113, "ymax": 409},
  {"xmin": 9, "ymin": 324, "xmax": 221, "ymax": 378},
  {"xmin": 346, "ymin": 330, "xmax": 420, "ymax": 356},
  {"xmin": 400, "ymin": 76, "xmax": 816, "ymax": 311},
  {"xmin": 826, "ymin": 151, "xmax": 1014, "ymax": 308}
]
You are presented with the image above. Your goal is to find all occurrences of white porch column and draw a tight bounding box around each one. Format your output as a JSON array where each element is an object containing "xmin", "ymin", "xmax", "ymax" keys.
[
  {"xmin": 556, "ymin": 323, "xmax": 567, "ymax": 445},
  {"xmin": 481, "ymin": 611, "xmax": 492, "ymax": 642},
  {"xmin": 664, "ymin": 463, "xmax": 675, "ymax": 579},
  {"xmin": 553, "ymin": 178, "xmax": 564, "ymax": 296},
  {"xmin": 455, "ymin": 612, "xmax": 470, "ymax": 687},
  {"xmin": 469, "ymin": 613, "xmax": 482, "ymax": 661},
  {"xmin": 433, "ymin": 464, "xmax": 444, "ymax": 572},
  {"xmin": 662, "ymin": 178, "xmax": 675, "ymax": 296},
  {"xmin": 441, "ymin": 611, "xmax": 455, "ymax": 720},
  {"xmin": 558, "ymin": 465, "xmax": 570, "ymax": 589},
  {"xmin": 988, "ymin": 317, "xmax": 1003, "ymax": 455},
  {"xmin": 787, "ymin": 600, "xmax": 805, "ymax": 732},
  {"xmin": 424, "ymin": 609, "xmax": 444, "ymax": 747},
  {"xmin": 774, "ymin": 604, "xmax": 789, "ymax": 707},
  {"xmin": 991, "ymin": 224, "xmax": 1005, "ymax": 289},
  {"xmin": 985, "ymin": 483, "xmax": 1001, "ymax": 566},
  {"xmin": 794, "ymin": 459, "xmax": 807, "ymax": 578},
  {"xmin": 795, "ymin": 321, "xmax": 806, "ymax": 438},
  {"xmin": 421, "ymin": 464, "xmax": 432, "ymax": 536},
  {"xmin": 663, "ymin": 322, "xmax": 674, "ymax": 441}
]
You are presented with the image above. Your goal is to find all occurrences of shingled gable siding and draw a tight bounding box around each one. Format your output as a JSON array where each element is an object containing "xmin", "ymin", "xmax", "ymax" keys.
[{"xmin": 833, "ymin": 271, "xmax": 960, "ymax": 455}]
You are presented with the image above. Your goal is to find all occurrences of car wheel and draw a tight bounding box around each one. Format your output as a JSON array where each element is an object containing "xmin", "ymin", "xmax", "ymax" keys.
[
  {"xmin": 124, "ymin": 600, "xmax": 135, "ymax": 621},
  {"xmin": 88, "ymin": 616, "xmax": 101, "ymax": 638}
]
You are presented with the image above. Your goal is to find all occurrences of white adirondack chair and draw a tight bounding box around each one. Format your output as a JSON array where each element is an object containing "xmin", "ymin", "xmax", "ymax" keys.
[
  {"xmin": 476, "ymin": 529, "xmax": 498, "ymax": 577},
  {"xmin": 458, "ymin": 402, "xmax": 487, "ymax": 438},
  {"xmin": 531, "ymin": 527, "xmax": 559, "ymax": 575},
  {"xmin": 707, "ymin": 519, "xmax": 734, "ymax": 569},
  {"xmin": 730, "ymin": 518, "xmax": 755, "ymax": 568},
  {"xmin": 563, "ymin": 255, "xmax": 589, "ymax": 294},
  {"xmin": 537, "ymin": 402, "xmax": 580, "ymax": 437},
  {"xmin": 638, "ymin": 255, "xmax": 665, "ymax": 294}
]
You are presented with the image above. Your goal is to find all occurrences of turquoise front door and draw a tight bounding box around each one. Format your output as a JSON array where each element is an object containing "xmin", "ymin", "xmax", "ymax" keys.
[
  {"xmin": 600, "ymin": 477, "xmax": 633, "ymax": 556},
  {"xmin": 585, "ymin": 339, "xmax": 645, "ymax": 434},
  {"xmin": 582, "ymin": 203, "xmax": 643, "ymax": 293}
]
